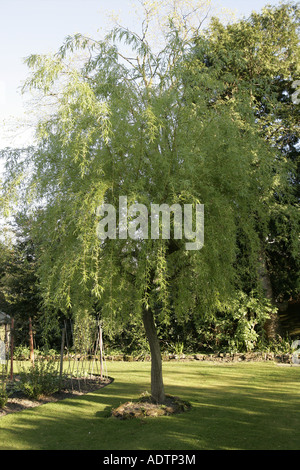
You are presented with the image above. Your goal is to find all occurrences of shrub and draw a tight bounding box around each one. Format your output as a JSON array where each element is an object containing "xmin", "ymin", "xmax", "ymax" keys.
[
  {"xmin": 0, "ymin": 381, "xmax": 9, "ymax": 409},
  {"xmin": 195, "ymin": 292, "xmax": 275, "ymax": 353},
  {"xmin": 18, "ymin": 359, "xmax": 61, "ymax": 400},
  {"xmin": 13, "ymin": 345, "xmax": 30, "ymax": 360}
]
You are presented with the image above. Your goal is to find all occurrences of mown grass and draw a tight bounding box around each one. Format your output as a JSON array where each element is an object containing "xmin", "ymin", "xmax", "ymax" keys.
[{"xmin": 0, "ymin": 361, "xmax": 299, "ymax": 450}]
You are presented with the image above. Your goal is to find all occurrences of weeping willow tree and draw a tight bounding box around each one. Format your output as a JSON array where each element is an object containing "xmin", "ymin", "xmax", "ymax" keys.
[{"xmin": 1, "ymin": 1, "xmax": 278, "ymax": 403}]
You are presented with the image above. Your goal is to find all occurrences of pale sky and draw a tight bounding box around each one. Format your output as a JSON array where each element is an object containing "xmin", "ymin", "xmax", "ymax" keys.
[{"xmin": 0, "ymin": 0, "xmax": 281, "ymax": 150}]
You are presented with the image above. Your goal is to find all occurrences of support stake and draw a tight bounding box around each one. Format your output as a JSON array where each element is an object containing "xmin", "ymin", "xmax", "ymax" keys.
[
  {"xmin": 59, "ymin": 327, "xmax": 65, "ymax": 390},
  {"xmin": 10, "ymin": 318, "xmax": 14, "ymax": 381}
]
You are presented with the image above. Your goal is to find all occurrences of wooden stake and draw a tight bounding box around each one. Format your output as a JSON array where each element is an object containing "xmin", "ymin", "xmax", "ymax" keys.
[
  {"xmin": 99, "ymin": 325, "xmax": 103, "ymax": 381},
  {"xmin": 29, "ymin": 317, "xmax": 35, "ymax": 366},
  {"xmin": 10, "ymin": 318, "xmax": 14, "ymax": 381},
  {"xmin": 59, "ymin": 327, "xmax": 65, "ymax": 390}
]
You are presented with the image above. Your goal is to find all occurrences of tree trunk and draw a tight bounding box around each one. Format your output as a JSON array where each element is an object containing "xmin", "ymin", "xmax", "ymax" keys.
[
  {"xmin": 29, "ymin": 317, "xmax": 35, "ymax": 365},
  {"xmin": 142, "ymin": 308, "xmax": 166, "ymax": 404}
]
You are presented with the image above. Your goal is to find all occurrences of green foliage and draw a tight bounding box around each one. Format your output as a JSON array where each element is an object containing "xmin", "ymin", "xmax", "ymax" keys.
[
  {"xmin": 193, "ymin": 2, "xmax": 300, "ymax": 302},
  {"xmin": 225, "ymin": 293, "xmax": 275, "ymax": 352},
  {"xmin": 13, "ymin": 345, "xmax": 59, "ymax": 360},
  {"xmin": 7, "ymin": 18, "xmax": 275, "ymax": 330},
  {"xmin": 261, "ymin": 335, "xmax": 296, "ymax": 355},
  {"xmin": 0, "ymin": 216, "xmax": 63, "ymax": 350},
  {"xmin": 0, "ymin": 216, "xmax": 42, "ymax": 345},
  {"xmin": 18, "ymin": 359, "xmax": 61, "ymax": 399},
  {"xmin": 0, "ymin": 381, "xmax": 9, "ymax": 409},
  {"xmin": 171, "ymin": 341, "xmax": 185, "ymax": 356},
  {"xmin": 13, "ymin": 345, "xmax": 31, "ymax": 360},
  {"xmin": 73, "ymin": 310, "xmax": 97, "ymax": 354},
  {"xmin": 195, "ymin": 293, "xmax": 275, "ymax": 353},
  {"xmin": 103, "ymin": 316, "xmax": 150, "ymax": 356}
]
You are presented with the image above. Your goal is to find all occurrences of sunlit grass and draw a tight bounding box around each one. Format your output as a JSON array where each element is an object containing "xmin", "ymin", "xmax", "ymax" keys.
[{"xmin": 0, "ymin": 361, "xmax": 299, "ymax": 450}]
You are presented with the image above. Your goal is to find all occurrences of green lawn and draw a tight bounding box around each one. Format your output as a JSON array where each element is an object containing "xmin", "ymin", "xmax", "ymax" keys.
[{"xmin": 0, "ymin": 361, "xmax": 299, "ymax": 450}]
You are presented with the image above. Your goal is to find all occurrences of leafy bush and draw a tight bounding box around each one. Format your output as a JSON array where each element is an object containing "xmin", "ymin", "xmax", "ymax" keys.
[
  {"xmin": 196, "ymin": 292, "xmax": 275, "ymax": 353},
  {"xmin": 14, "ymin": 346, "xmax": 59, "ymax": 361},
  {"xmin": 261, "ymin": 334, "xmax": 296, "ymax": 355},
  {"xmin": 18, "ymin": 359, "xmax": 61, "ymax": 400},
  {"xmin": 228, "ymin": 293, "xmax": 275, "ymax": 352},
  {"xmin": 13, "ymin": 345, "xmax": 30, "ymax": 360}
]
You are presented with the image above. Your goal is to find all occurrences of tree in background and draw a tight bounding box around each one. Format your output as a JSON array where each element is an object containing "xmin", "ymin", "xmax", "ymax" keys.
[
  {"xmin": 189, "ymin": 2, "xmax": 300, "ymax": 338},
  {"xmin": 0, "ymin": 216, "xmax": 39, "ymax": 361},
  {"xmin": 0, "ymin": 215, "xmax": 62, "ymax": 357}
]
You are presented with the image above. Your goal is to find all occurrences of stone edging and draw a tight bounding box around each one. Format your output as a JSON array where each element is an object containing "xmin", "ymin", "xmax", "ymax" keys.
[{"xmin": 105, "ymin": 352, "xmax": 295, "ymax": 364}]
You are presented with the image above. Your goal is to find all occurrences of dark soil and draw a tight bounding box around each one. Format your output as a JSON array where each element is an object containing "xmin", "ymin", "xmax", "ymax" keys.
[
  {"xmin": 111, "ymin": 394, "xmax": 192, "ymax": 419},
  {"xmin": 0, "ymin": 375, "xmax": 113, "ymax": 418}
]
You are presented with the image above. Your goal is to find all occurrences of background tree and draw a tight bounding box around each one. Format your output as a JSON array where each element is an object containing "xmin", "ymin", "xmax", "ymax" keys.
[
  {"xmin": 0, "ymin": 216, "xmax": 39, "ymax": 360},
  {"xmin": 189, "ymin": 2, "xmax": 300, "ymax": 338},
  {"xmin": 0, "ymin": 215, "xmax": 62, "ymax": 356}
]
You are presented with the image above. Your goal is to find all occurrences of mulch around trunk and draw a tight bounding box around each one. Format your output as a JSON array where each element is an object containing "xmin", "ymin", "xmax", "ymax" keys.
[
  {"xmin": 0, "ymin": 376, "xmax": 113, "ymax": 418},
  {"xmin": 111, "ymin": 394, "xmax": 192, "ymax": 419}
]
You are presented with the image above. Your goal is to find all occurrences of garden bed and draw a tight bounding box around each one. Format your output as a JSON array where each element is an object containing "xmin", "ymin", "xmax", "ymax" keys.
[{"xmin": 0, "ymin": 375, "xmax": 113, "ymax": 418}]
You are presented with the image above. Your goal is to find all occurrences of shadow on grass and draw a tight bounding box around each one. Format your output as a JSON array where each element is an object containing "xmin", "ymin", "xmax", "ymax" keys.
[{"xmin": 1, "ymin": 364, "xmax": 300, "ymax": 450}]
